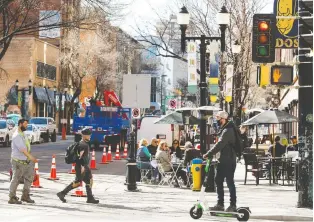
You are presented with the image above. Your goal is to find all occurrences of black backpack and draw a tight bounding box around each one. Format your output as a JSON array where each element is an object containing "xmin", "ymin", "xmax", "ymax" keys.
[
  {"xmin": 232, "ymin": 125, "xmax": 244, "ymax": 158},
  {"xmin": 65, "ymin": 142, "xmax": 79, "ymax": 164}
]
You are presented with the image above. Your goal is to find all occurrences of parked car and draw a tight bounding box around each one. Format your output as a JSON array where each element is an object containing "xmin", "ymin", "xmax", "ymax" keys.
[
  {"xmin": 25, "ymin": 124, "xmax": 41, "ymax": 144},
  {"xmin": 29, "ymin": 117, "xmax": 57, "ymax": 142},
  {"xmin": 0, "ymin": 119, "xmax": 14, "ymax": 147}
]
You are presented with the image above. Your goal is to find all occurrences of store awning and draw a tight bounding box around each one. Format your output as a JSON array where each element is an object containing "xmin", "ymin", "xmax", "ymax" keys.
[
  {"xmin": 34, "ymin": 87, "xmax": 49, "ymax": 104},
  {"xmin": 46, "ymin": 88, "xmax": 55, "ymax": 105}
]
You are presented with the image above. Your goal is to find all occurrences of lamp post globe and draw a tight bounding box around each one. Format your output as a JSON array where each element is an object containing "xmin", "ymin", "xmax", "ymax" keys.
[
  {"xmin": 177, "ymin": 6, "xmax": 190, "ymax": 25},
  {"xmin": 217, "ymin": 6, "xmax": 230, "ymax": 25},
  {"xmin": 232, "ymin": 40, "xmax": 241, "ymax": 54}
]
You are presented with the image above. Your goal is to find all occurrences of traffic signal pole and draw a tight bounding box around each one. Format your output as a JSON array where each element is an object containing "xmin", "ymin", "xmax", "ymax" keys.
[{"xmin": 297, "ymin": 0, "xmax": 313, "ymax": 208}]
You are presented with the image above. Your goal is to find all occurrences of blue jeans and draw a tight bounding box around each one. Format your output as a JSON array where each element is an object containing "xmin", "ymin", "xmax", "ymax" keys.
[
  {"xmin": 137, "ymin": 161, "xmax": 159, "ymax": 179},
  {"xmin": 215, "ymin": 162, "xmax": 237, "ymax": 205}
]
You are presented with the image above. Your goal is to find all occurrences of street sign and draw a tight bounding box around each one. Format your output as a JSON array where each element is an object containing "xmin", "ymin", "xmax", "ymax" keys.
[
  {"xmin": 169, "ymin": 99, "xmax": 177, "ymax": 109},
  {"xmin": 132, "ymin": 108, "xmax": 140, "ymax": 119}
]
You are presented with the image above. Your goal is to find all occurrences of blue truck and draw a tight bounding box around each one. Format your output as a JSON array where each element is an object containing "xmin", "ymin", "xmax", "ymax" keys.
[{"xmin": 72, "ymin": 91, "xmax": 131, "ymax": 151}]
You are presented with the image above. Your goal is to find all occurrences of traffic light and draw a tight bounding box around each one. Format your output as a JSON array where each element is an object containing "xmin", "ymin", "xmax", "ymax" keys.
[
  {"xmin": 252, "ymin": 14, "xmax": 276, "ymax": 63},
  {"xmin": 270, "ymin": 65, "xmax": 293, "ymax": 85},
  {"xmin": 256, "ymin": 64, "xmax": 270, "ymax": 87}
]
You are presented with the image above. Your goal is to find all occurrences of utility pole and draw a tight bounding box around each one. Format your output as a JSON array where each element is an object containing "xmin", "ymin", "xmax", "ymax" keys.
[{"xmin": 297, "ymin": 0, "xmax": 313, "ymax": 208}]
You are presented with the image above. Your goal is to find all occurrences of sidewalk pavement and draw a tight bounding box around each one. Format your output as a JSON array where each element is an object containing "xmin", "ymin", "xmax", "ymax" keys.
[{"xmin": 0, "ymin": 163, "xmax": 312, "ymax": 222}]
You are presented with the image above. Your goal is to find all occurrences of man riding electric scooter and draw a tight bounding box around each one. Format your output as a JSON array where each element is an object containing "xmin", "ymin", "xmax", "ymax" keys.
[{"xmin": 203, "ymin": 111, "xmax": 238, "ymax": 212}]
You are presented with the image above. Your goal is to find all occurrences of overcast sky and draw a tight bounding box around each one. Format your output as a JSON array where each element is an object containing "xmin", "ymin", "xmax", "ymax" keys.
[{"xmin": 116, "ymin": 0, "xmax": 274, "ymax": 36}]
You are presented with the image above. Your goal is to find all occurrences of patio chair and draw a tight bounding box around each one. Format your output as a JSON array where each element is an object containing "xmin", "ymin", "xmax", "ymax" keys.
[
  {"xmin": 243, "ymin": 153, "xmax": 270, "ymax": 185},
  {"xmin": 157, "ymin": 164, "xmax": 175, "ymax": 186}
]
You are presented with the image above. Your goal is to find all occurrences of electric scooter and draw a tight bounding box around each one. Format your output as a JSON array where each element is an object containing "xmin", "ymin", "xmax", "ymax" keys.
[{"xmin": 189, "ymin": 158, "xmax": 251, "ymax": 221}]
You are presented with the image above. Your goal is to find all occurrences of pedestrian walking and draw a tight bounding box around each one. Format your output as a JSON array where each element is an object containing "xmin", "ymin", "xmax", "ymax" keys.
[
  {"xmin": 57, "ymin": 127, "xmax": 99, "ymax": 204},
  {"xmin": 8, "ymin": 119, "xmax": 38, "ymax": 204}
]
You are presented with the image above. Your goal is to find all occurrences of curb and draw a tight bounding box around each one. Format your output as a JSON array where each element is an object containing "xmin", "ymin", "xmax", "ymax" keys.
[{"xmin": 251, "ymin": 215, "xmax": 313, "ymax": 221}]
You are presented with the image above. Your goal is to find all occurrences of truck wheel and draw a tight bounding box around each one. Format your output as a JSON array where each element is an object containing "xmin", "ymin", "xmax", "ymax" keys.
[
  {"xmin": 51, "ymin": 131, "xmax": 57, "ymax": 142},
  {"xmin": 44, "ymin": 130, "xmax": 49, "ymax": 143}
]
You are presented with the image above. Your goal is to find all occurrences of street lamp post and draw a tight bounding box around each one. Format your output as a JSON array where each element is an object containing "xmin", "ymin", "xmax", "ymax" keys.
[
  {"xmin": 231, "ymin": 40, "xmax": 241, "ymax": 125},
  {"xmin": 53, "ymin": 86, "xmax": 57, "ymax": 120},
  {"xmin": 178, "ymin": 6, "xmax": 229, "ymax": 154},
  {"xmin": 62, "ymin": 87, "xmax": 68, "ymax": 140},
  {"xmin": 15, "ymin": 79, "xmax": 32, "ymax": 118}
]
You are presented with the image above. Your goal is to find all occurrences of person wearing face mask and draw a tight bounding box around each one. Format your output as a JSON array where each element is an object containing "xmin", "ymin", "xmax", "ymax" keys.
[
  {"xmin": 8, "ymin": 119, "xmax": 38, "ymax": 204},
  {"xmin": 57, "ymin": 127, "xmax": 99, "ymax": 204},
  {"xmin": 203, "ymin": 111, "xmax": 238, "ymax": 212}
]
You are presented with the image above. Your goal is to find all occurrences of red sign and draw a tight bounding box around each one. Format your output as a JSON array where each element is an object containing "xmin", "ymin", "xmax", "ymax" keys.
[
  {"xmin": 132, "ymin": 108, "xmax": 140, "ymax": 118},
  {"xmin": 169, "ymin": 99, "xmax": 177, "ymax": 109}
]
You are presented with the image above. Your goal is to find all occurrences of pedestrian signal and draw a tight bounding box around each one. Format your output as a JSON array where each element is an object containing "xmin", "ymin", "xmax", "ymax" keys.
[
  {"xmin": 257, "ymin": 64, "xmax": 270, "ymax": 87},
  {"xmin": 270, "ymin": 65, "xmax": 293, "ymax": 85},
  {"xmin": 252, "ymin": 14, "xmax": 276, "ymax": 63}
]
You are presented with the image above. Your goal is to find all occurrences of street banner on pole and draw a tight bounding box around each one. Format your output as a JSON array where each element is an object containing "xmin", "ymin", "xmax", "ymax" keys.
[
  {"xmin": 187, "ymin": 42, "xmax": 197, "ymax": 86},
  {"xmin": 225, "ymin": 65, "xmax": 234, "ymax": 102}
]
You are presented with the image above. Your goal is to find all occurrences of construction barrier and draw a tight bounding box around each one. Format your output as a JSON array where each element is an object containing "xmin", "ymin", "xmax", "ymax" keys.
[
  {"xmin": 107, "ymin": 145, "xmax": 113, "ymax": 162},
  {"xmin": 90, "ymin": 149, "xmax": 98, "ymax": 170},
  {"xmin": 114, "ymin": 144, "xmax": 121, "ymax": 160},
  {"xmin": 123, "ymin": 143, "xmax": 128, "ymax": 159},
  {"xmin": 68, "ymin": 163, "xmax": 76, "ymax": 174},
  {"xmin": 71, "ymin": 181, "xmax": 86, "ymax": 197},
  {"xmin": 99, "ymin": 147, "xmax": 108, "ymax": 164}
]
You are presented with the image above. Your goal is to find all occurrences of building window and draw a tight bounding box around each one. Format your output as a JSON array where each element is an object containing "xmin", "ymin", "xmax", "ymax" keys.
[
  {"xmin": 151, "ymin": 77, "xmax": 157, "ymax": 102},
  {"xmin": 37, "ymin": 61, "xmax": 57, "ymax": 81}
]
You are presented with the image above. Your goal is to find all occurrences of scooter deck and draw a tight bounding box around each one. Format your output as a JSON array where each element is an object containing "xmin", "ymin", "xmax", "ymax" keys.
[{"xmin": 209, "ymin": 211, "xmax": 240, "ymax": 217}]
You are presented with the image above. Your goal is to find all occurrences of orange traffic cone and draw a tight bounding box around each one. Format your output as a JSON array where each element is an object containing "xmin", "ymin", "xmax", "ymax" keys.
[
  {"xmin": 68, "ymin": 163, "xmax": 76, "ymax": 174},
  {"xmin": 123, "ymin": 143, "xmax": 128, "ymax": 159},
  {"xmin": 107, "ymin": 145, "xmax": 113, "ymax": 162},
  {"xmin": 32, "ymin": 162, "xmax": 43, "ymax": 188},
  {"xmin": 71, "ymin": 181, "xmax": 87, "ymax": 197},
  {"xmin": 114, "ymin": 144, "xmax": 121, "ymax": 160},
  {"xmin": 99, "ymin": 147, "xmax": 108, "ymax": 164},
  {"xmin": 48, "ymin": 155, "xmax": 59, "ymax": 180},
  {"xmin": 90, "ymin": 149, "xmax": 98, "ymax": 170}
]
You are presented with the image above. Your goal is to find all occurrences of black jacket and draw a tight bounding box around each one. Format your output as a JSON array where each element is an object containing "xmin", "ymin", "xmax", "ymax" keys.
[
  {"xmin": 205, "ymin": 121, "xmax": 237, "ymax": 163},
  {"xmin": 183, "ymin": 148, "xmax": 201, "ymax": 166},
  {"xmin": 170, "ymin": 146, "xmax": 183, "ymax": 159},
  {"xmin": 147, "ymin": 145, "xmax": 158, "ymax": 156}
]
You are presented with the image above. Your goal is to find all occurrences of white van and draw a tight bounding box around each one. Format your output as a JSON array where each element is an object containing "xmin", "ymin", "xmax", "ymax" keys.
[{"xmin": 137, "ymin": 116, "xmax": 176, "ymax": 145}]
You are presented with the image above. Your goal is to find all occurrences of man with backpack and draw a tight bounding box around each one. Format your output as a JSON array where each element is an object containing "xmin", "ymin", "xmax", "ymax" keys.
[
  {"xmin": 57, "ymin": 127, "xmax": 99, "ymax": 204},
  {"xmin": 203, "ymin": 111, "xmax": 242, "ymax": 212}
]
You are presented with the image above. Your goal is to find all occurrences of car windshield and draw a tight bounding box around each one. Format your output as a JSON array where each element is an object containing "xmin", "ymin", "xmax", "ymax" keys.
[
  {"xmin": 26, "ymin": 125, "xmax": 33, "ymax": 131},
  {"xmin": 29, "ymin": 118, "xmax": 47, "ymax": 125},
  {"xmin": 0, "ymin": 121, "xmax": 6, "ymax": 129}
]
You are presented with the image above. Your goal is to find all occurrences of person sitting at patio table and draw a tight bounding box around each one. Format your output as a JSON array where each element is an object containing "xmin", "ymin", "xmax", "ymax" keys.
[
  {"xmin": 136, "ymin": 139, "xmax": 159, "ymax": 184},
  {"xmin": 268, "ymin": 136, "xmax": 286, "ymax": 157},
  {"xmin": 169, "ymin": 139, "xmax": 182, "ymax": 160},
  {"xmin": 147, "ymin": 138, "xmax": 158, "ymax": 156},
  {"xmin": 183, "ymin": 141, "xmax": 201, "ymax": 167},
  {"xmin": 156, "ymin": 141, "xmax": 187, "ymax": 187}
]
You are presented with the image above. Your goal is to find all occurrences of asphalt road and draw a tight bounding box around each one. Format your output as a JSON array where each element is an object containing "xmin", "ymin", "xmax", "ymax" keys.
[{"xmin": 0, "ymin": 135, "xmax": 127, "ymax": 176}]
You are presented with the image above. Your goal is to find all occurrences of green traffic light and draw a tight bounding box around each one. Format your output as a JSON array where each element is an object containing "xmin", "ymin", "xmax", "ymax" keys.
[{"xmin": 258, "ymin": 46, "xmax": 268, "ymax": 56}]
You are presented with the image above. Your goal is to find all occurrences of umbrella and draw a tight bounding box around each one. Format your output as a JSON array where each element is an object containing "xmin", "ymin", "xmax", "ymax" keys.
[
  {"xmin": 175, "ymin": 106, "xmax": 221, "ymax": 112},
  {"xmin": 154, "ymin": 112, "xmax": 200, "ymax": 125},
  {"xmin": 241, "ymin": 109, "xmax": 298, "ymax": 125}
]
